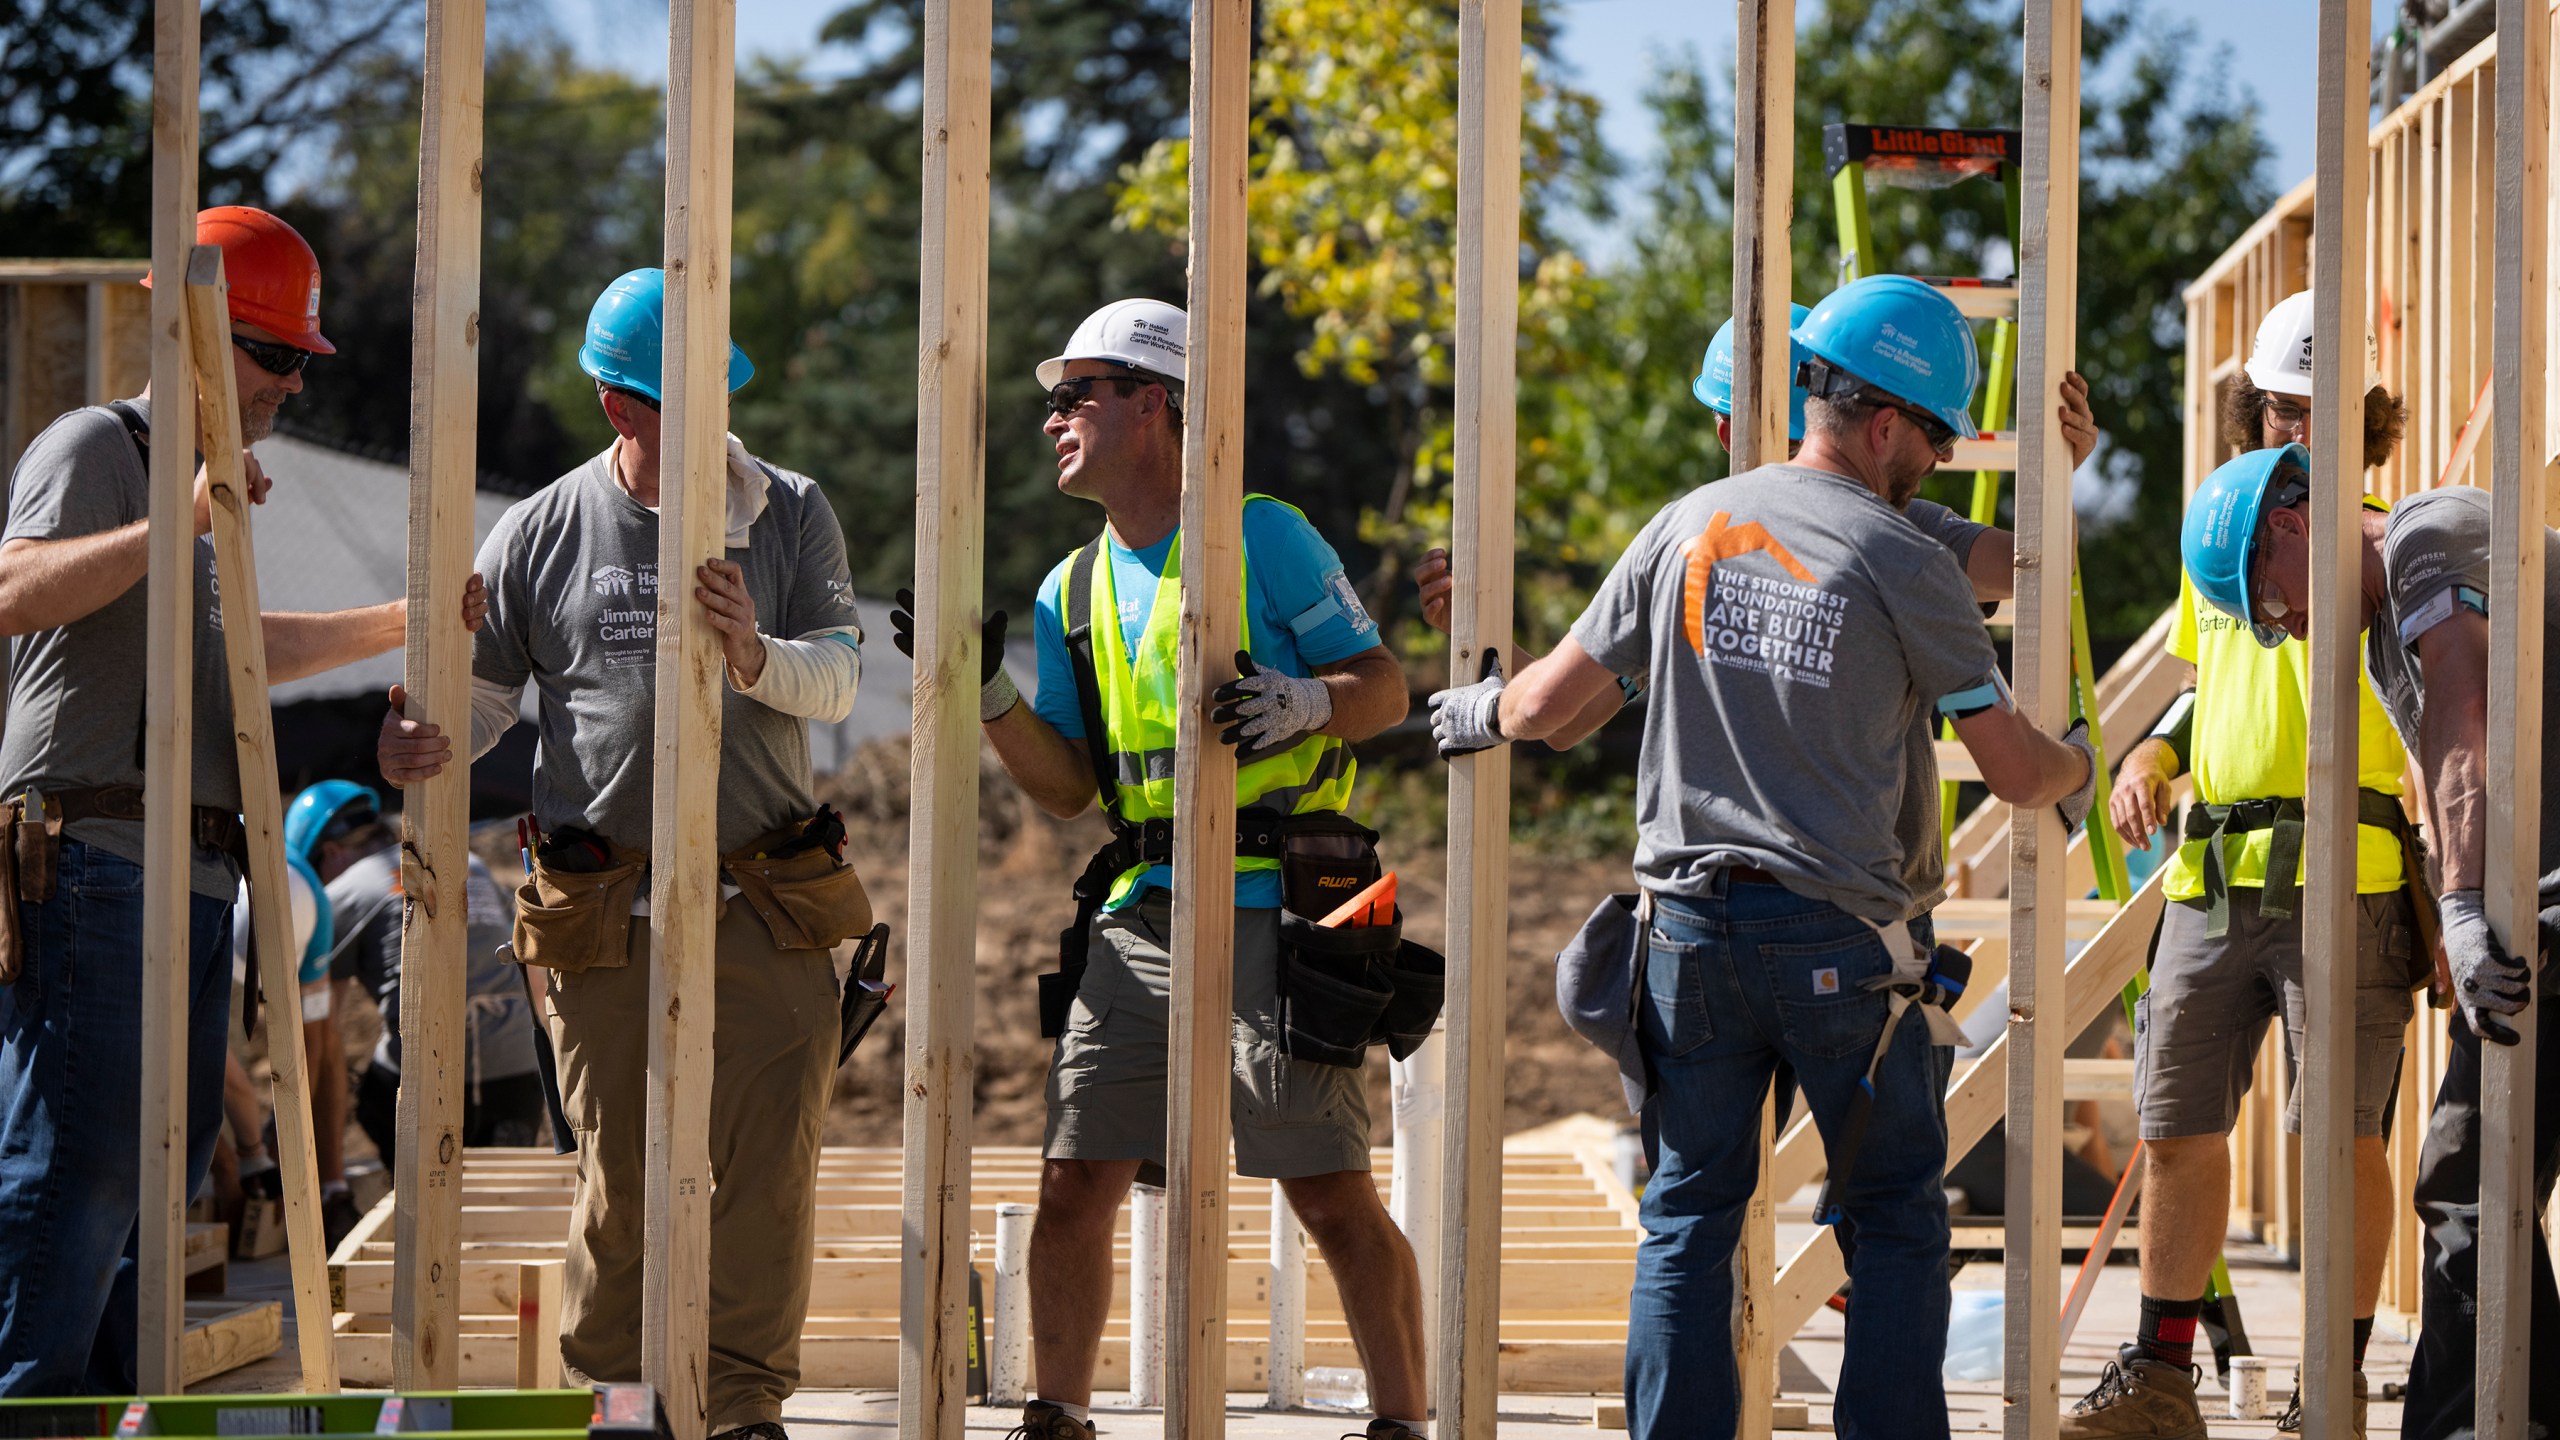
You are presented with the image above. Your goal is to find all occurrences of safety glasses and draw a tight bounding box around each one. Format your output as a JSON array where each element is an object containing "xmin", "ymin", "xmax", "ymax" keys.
[
  {"xmin": 1877, "ymin": 395, "xmax": 1959, "ymax": 456},
  {"xmin": 2261, "ymin": 396, "xmax": 2312, "ymax": 436},
  {"xmin": 1045, "ymin": 375, "xmax": 1142, "ymax": 418},
  {"xmin": 232, "ymin": 333, "xmax": 315, "ymax": 378}
]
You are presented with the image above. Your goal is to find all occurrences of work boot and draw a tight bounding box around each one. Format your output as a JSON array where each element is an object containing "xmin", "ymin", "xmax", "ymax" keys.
[
  {"xmin": 1353, "ymin": 1422, "xmax": 1427, "ymax": 1440},
  {"xmin": 322, "ymin": 1189, "xmax": 364, "ymax": 1252},
  {"xmin": 1005, "ymin": 1402, "xmax": 1096, "ymax": 1440},
  {"xmin": 2273, "ymin": 1367, "xmax": 2369, "ymax": 1439},
  {"xmin": 2059, "ymin": 1344, "xmax": 2207, "ymax": 1439}
]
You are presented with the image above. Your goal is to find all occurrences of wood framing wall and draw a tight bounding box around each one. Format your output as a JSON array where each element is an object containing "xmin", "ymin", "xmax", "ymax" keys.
[{"xmin": 0, "ymin": 263, "xmax": 149, "ymax": 476}]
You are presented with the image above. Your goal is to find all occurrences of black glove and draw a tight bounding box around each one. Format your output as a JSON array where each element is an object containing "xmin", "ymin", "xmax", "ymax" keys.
[{"xmin": 891, "ymin": 587, "xmax": 1009, "ymax": 686}]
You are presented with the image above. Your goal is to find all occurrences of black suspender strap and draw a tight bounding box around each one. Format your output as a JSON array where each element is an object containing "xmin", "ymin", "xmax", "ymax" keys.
[{"xmin": 1061, "ymin": 536, "xmax": 1128, "ymax": 838}]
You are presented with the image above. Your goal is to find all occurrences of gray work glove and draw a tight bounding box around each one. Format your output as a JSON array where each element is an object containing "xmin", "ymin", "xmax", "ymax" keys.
[
  {"xmin": 1211, "ymin": 650, "xmax": 1333, "ymax": 764},
  {"xmin": 1428, "ymin": 648, "xmax": 1507, "ymax": 760},
  {"xmin": 891, "ymin": 588, "xmax": 1017, "ymax": 722},
  {"xmin": 2439, "ymin": 888, "xmax": 2533, "ymax": 1046},
  {"xmin": 2057, "ymin": 718, "xmax": 2099, "ymax": 833}
]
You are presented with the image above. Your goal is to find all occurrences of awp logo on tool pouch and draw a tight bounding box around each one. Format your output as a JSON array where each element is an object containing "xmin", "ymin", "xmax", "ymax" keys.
[{"xmin": 1679, "ymin": 512, "xmax": 1846, "ymax": 687}]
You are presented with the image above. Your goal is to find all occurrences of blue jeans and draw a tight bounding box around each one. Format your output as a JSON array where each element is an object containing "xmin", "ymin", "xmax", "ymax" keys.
[
  {"xmin": 1624, "ymin": 878, "xmax": 1953, "ymax": 1440},
  {"xmin": 0, "ymin": 840, "xmax": 233, "ymax": 1395}
]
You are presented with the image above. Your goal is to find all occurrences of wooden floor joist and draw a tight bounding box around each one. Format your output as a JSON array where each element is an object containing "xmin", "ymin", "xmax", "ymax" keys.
[
  {"xmin": 138, "ymin": 0, "xmax": 200, "ymax": 1394},
  {"xmin": 2004, "ymin": 3, "xmax": 2079, "ymax": 1434},
  {"xmin": 646, "ymin": 3, "xmax": 737, "ymax": 1435},
  {"xmin": 2480, "ymin": 0, "xmax": 2549, "ymax": 1423},
  {"xmin": 391, "ymin": 0, "xmax": 486, "ymax": 1391},
  {"xmin": 897, "ymin": 1, "xmax": 992, "ymax": 1437},
  {"xmin": 1435, "ymin": 4, "xmax": 1523, "ymax": 1436}
]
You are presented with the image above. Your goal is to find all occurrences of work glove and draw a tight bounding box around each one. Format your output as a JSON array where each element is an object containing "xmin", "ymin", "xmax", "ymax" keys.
[
  {"xmin": 1211, "ymin": 651, "xmax": 1333, "ymax": 764},
  {"xmin": 891, "ymin": 588, "xmax": 1017, "ymax": 722},
  {"xmin": 2439, "ymin": 888, "xmax": 2533, "ymax": 1045},
  {"xmin": 1428, "ymin": 648, "xmax": 1508, "ymax": 760},
  {"xmin": 2056, "ymin": 718, "xmax": 2099, "ymax": 833}
]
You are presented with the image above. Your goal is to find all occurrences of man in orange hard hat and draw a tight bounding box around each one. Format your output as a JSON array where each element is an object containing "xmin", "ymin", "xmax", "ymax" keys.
[{"xmin": 0, "ymin": 206, "xmax": 483, "ymax": 1395}]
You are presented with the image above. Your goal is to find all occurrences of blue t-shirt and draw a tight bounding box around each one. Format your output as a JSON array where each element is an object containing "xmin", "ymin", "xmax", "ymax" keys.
[{"xmin": 1032, "ymin": 500, "xmax": 1382, "ymax": 908}]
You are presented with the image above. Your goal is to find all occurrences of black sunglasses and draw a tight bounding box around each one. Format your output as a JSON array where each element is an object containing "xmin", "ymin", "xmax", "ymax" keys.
[
  {"xmin": 232, "ymin": 333, "xmax": 315, "ymax": 378},
  {"xmin": 1043, "ymin": 375, "xmax": 1152, "ymax": 418},
  {"xmin": 1875, "ymin": 395, "xmax": 1959, "ymax": 454}
]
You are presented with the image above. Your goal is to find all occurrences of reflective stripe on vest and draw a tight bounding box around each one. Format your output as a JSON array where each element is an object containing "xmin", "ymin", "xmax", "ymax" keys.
[{"xmin": 1086, "ymin": 497, "xmax": 1358, "ymax": 902}]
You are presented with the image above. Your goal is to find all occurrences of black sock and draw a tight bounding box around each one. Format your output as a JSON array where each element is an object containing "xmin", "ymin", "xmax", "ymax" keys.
[
  {"xmin": 2136, "ymin": 1293, "xmax": 2205, "ymax": 1369},
  {"xmin": 2354, "ymin": 1315, "xmax": 2374, "ymax": 1369}
]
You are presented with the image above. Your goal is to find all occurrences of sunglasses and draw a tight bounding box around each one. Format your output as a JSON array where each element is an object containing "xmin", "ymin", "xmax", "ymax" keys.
[
  {"xmin": 232, "ymin": 333, "xmax": 315, "ymax": 378},
  {"xmin": 1876, "ymin": 395, "xmax": 1959, "ymax": 455},
  {"xmin": 1043, "ymin": 375, "xmax": 1150, "ymax": 418}
]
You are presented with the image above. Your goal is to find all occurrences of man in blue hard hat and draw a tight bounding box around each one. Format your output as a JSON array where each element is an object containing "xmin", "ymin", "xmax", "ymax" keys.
[
  {"xmin": 376, "ymin": 268, "xmax": 869, "ymax": 1440},
  {"xmin": 1438, "ymin": 274, "xmax": 2100, "ymax": 1439},
  {"xmin": 2183, "ymin": 441, "xmax": 2560, "ymax": 1438}
]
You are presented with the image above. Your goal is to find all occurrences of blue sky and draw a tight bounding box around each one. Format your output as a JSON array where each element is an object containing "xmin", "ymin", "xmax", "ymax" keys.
[{"xmin": 562, "ymin": 0, "xmax": 2357, "ymax": 247}]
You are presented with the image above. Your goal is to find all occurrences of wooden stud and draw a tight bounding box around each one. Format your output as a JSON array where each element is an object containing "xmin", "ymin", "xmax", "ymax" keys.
[
  {"xmin": 515, "ymin": 1260, "xmax": 563, "ymax": 1388},
  {"xmin": 180, "ymin": 249, "xmax": 341, "ymax": 1392},
  {"xmin": 1434, "ymin": 3, "xmax": 1521, "ymax": 1436},
  {"xmin": 391, "ymin": 0, "xmax": 486, "ymax": 1391},
  {"xmin": 2481, "ymin": 0, "xmax": 2548, "ymax": 1424},
  {"xmin": 137, "ymin": 0, "xmax": 198, "ymax": 1394},
  {"xmin": 897, "ymin": 1, "xmax": 991, "ymax": 1437},
  {"xmin": 646, "ymin": 2, "xmax": 736, "ymax": 1435},
  {"xmin": 2003, "ymin": 2, "xmax": 2078, "ymax": 1434},
  {"xmin": 2301, "ymin": 2, "xmax": 2370, "ymax": 1427},
  {"xmin": 1164, "ymin": 1, "xmax": 1249, "ymax": 1431},
  {"xmin": 1727, "ymin": 2, "xmax": 1791, "ymax": 1429}
]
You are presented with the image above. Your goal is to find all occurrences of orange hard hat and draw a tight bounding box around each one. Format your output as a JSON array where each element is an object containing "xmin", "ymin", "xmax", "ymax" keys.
[{"xmin": 140, "ymin": 206, "xmax": 334, "ymax": 354}]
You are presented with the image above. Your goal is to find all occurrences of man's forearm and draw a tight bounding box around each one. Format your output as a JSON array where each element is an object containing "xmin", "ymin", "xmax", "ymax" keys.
[
  {"xmin": 1966, "ymin": 528, "xmax": 2016, "ymax": 602},
  {"xmin": 2421, "ymin": 701, "xmax": 2490, "ymax": 893},
  {"xmin": 264, "ymin": 602, "xmax": 404, "ymax": 684},
  {"xmin": 985, "ymin": 703, "xmax": 1099, "ymax": 820},
  {"xmin": 1315, "ymin": 653, "xmax": 1409, "ymax": 743},
  {"xmin": 0, "ymin": 526, "xmax": 152, "ymax": 636},
  {"xmin": 2121, "ymin": 734, "xmax": 2182, "ymax": 784}
]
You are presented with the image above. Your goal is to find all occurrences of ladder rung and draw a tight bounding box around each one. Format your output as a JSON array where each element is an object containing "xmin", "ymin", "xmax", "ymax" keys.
[
  {"xmin": 1916, "ymin": 276, "xmax": 2019, "ymax": 320},
  {"xmin": 1941, "ymin": 431, "xmax": 2017, "ymax": 473}
]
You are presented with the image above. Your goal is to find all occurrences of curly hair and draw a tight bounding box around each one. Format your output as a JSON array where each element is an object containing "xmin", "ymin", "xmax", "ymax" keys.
[{"xmin": 2219, "ymin": 376, "xmax": 2407, "ymax": 471}]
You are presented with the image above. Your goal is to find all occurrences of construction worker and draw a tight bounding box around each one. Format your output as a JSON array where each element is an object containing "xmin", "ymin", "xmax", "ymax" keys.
[
  {"xmin": 0, "ymin": 206, "xmax": 476, "ymax": 1396},
  {"xmin": 2185, "ymin": 438, "xmax": 2560, "ymax": 1437},
  {"xmin": 1432, "ymin": 275, "xmax": 2098, "ymax": 1440},
  {"xmin": 376, "ymin": 268, "xmax": 867, "ymax": 1440},
  {"xmin": 293, "ymin": 783, "xmax": 542, "ymax": 1197},
  {"xmin": 915, "ymin": 298, "xmax": 1425, "ymax": 1440},
  {"xmin": 2076, "ymin": 290, "xmax": 2419, "ymax": 1439}
]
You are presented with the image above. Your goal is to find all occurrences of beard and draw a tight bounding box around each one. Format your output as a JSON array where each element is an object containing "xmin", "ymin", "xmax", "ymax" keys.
[
  {"xmin": 1885, "ymin": 449, "xmax": 1935, "ymax": 509},
  {"xmin": 238, "ymin": 392, "xmax": 285, "ymax": 444}
]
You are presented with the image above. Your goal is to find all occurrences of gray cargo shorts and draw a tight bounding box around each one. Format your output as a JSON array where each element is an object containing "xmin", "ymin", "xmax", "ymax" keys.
[
  {"xmin": 1043, "ymin": 892, "xmax": 1373, "ymax": 1179},
  {"xmin": 2134, "ymin": 885, "xmax": 2418, "ymax": 1140}
]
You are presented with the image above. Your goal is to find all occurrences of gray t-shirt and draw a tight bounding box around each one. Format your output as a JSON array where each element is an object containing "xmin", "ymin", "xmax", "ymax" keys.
[
  {"xmin": 1569, "ymin": 464, "xmax": 2003, "ymax": 922},
  {"xmin": 473, "ymin": 452, "xmax": 860, "ymax": 854},
  {"xmin": 0, "ymin": 399, "xmax": 242, "ymax": 899},
  {"xmin": 2365, "ymin": 485, "xmax": 2560, "ymax": 876},
  {"xmin": 326, "ymin": 845, "xmax": 537, "ymax": 1080},
  {"xmin": 1898, "ymin": 500, "xmax": 1990, "ymax": 913}
]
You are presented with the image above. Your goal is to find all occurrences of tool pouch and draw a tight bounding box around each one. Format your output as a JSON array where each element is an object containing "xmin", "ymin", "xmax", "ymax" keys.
[
  {"xmin": 1044, "ymin": 838, "xmax": 1136, "ymax": 1038},
  {"xmin": 0, "ymin": 809, "xmax": 20, "ymax": 987},
  {"xmin": 1275, "ymin": 908, "xmax": 1401, "ymax": 1067},
  {"xmin": 512, "ymin": 829, "xmax": 647, "ymax": 973},
  {"xmin": 724, "ymin": 811, "xmax": 872, "ymax": 953},
  {"xmin": 1278, "ymin": 813, "xmax": 1384, "ymax": 921}
]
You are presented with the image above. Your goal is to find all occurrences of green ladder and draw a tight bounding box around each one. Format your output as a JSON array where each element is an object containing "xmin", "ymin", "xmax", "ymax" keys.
[{"xmin": 1824, "ymin": 122, "xmax": 2131, "ymax": 906}]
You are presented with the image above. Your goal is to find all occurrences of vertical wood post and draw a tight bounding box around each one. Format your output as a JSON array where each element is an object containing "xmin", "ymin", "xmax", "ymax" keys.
[
  {"xmin": 897, "ymin": 1, "xmax": 992, "ymax": 1436},
  {"xmin": 1164, "ymin": 1, "xmax": 1250, "ymax": 1431},
  {"xmin": 2481, "ymin": 0, "xmax": 2549, "ymax": 1424},
  {"xmin": 646, "ymin": 3, "xmax": 735, "ymax": 1434},
  {"xmin": 1728, "ymin": 3, "xmax": 1792, "ymax": 1429},
  {"xmin": 2003, "ymin": 3, "xmax": 2078, "ymax": 1435},
  {"xmin": 180, "ymin": 250, "xmax": 342, "ymax": 1393},
  {"xmin": 2301, "ymin": 1, "xmax": 2370, "ymax": 1430},
  {"xmin": 391, "ymin": 0, "xmax": 486, "ymax": 1391},
  {"xmin": 137, "ymin": 0, "xmax": 198, "ymax": 1394},
  {"xmin": 1434, "ymin": 3, "xmax": 1520, "ymax": 1436}
]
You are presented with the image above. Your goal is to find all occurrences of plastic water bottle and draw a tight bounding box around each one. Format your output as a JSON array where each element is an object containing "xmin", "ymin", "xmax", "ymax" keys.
[
  {"xmin": 1303, "ymin": 1366, "xmax": 1369, "ymax": 1412},
  {"xmin": 1943, "ymin": 1290, "xmax": 2004, "ymax": 1383}
]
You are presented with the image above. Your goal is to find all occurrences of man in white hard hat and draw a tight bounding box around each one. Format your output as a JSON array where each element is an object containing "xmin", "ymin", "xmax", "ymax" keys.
[
  {"xmin": 2077, "ymin": 290, "xmax": 2422, "ymax": 1439},
  {"xmin": 894, "ymin": 299, "xmax": 1428, "ymax": 1440}
]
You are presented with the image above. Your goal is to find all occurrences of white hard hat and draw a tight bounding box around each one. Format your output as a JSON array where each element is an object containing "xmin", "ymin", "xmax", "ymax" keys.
[
  {"xmin": 2243, "ymin": 290, "xmax": 2380, "ymax": 399},
  {"xmin": 1037, "ymin": 298, "xmax": 1188, "ymax": 388}
]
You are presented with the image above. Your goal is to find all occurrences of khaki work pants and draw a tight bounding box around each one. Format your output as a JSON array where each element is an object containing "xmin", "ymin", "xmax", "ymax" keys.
[{"xmin": 544, "ymin": 900, "xmax": 838, "ymax": 1431}]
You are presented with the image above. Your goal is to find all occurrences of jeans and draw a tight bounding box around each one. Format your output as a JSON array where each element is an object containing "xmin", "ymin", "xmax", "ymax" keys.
[
  {"xmin": 1624, "ymin": 877, "xmax": 1953, "ymax": 1440},
  {"xmin": 2399, "ymin": 979, "xmax": 2560, "ymax": 1440},
  {"xmin": 0, "ymin": 841, "xmax": 233, "ymax": 1396}
]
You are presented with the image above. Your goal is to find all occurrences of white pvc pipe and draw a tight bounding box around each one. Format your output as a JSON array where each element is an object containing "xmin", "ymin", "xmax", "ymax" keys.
[
  {"xmin": 1390, "ymin": 1023, "xmax": 1447, "ymax": 1363},
  {"xmin": 990, "ymin": 1203, "xmax": 1035, "ymax": 1407},
  {"xmin": 1129, "ymin": 1183, "xmax": 1165, "ymax": 1408},
  {"xmin": 1267, "ymin": 1178, "xmax": 1306, "ymax": 1409}
]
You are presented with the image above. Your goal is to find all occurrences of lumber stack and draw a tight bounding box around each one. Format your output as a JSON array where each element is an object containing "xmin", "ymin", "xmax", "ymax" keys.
[{"xmin": 328, "ymin": 1144, "xmax": 1644, "ymax": 1393}]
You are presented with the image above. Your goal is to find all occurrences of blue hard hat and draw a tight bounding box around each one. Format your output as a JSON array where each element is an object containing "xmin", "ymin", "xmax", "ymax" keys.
[
  {"xmin": 1696, "ymin": 304, "xmax": 1813, "ymax": 442},
  {"xmin": 577, "ymin": 268, "xmax": 755, "ymax": 404},
  {"xmin": 285, "ymin": 780, "xmax": 383, "ymax": 870},
  {"xmin": 2182, "ymin": 442, "xmax": 2311, "ymax": 650},
  {"xmin": 1790, "ymin": 275, "xmax": 1982, "ymax": 438}
]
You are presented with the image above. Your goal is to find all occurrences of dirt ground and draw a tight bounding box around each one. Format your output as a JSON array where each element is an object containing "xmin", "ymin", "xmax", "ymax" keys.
[{"xmin": 812, "ymin": 736, "xmax": 1632, "ymax": 1146}]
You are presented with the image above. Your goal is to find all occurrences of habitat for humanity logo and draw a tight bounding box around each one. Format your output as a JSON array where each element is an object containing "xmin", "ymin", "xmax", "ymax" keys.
[
  {"xmin": 592, "ymin": 564, "xmax": 637, "ymax": 596},
  {"xmin": 1679, "ymin": 512, "xmax": 1846, "ymax": 687}
]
